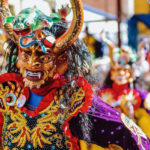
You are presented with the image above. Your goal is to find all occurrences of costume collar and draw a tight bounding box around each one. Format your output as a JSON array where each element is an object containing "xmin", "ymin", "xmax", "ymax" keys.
[
  {"xmin": 0, "ymin": 72, "xmax": 65, "ymax": 97},
  {"xmin": 112, "ymin": 82, "xmax": 128, "ymax": 93},
  {"xmin": 31, "ymin": 77, "xmax": 65, "ymax": 96}
]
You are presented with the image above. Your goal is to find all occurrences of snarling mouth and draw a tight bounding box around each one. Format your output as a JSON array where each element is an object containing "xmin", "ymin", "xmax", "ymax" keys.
[
  {"xmin": 25, "ymin": 70, "xmax": 44, "ymax": 81},
  {"xmin": 69, "ymin": 99, "xmax": 84, "ymax": 113},
  {"xmin": 13, "ymin": 28, "xmax": 31, "ymax": 36}
]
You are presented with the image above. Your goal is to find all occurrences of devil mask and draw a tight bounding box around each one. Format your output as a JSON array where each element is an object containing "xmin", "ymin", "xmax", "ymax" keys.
[{"xmin": 1, "ymin": 0, "xmax": 84, "ymax": 89}]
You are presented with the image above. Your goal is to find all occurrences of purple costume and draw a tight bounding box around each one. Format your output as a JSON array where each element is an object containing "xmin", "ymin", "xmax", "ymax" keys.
[{"xmin": 70, "ymin": 95, "xmax": 150, "ymax": 150}]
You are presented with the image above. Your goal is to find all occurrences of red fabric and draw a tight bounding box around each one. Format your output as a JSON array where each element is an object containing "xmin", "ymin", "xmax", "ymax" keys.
[
  {"xmin": 0, "ymin": 73, "xmax": 30, "ymax": 100},
  {"xmin": 21, "ymin": 88, "xmax": 58, "ymax": 117},
  {"xmin": 99, "ymin": 83, "xmax": 128, "ymax": 100},
  {"xmin": 99, "ymin": 88, "xmax": 116, "ymax": 100},
  {"xmin": 0, "ymin": 73, "xmax": 65, "ymax": 117},
  {"xmin": 31, "ymin": 77, "xmax": 65, "ymax": 96},
  {"xmin": 0, "ymin": 73, "xmax": 24, "ymax": 85},
  {"xmin": 0, "ymin": 73, "xmax": 93, "ymax": 149},
  {"xmin": 62, "ymin": 77, "xmax": 93, "ymax": 150},
  {"xmin": 118, "ymin": 88, "xmax": 141, "ymax": 110},
  {"xmin": 146, "ymin": 51, "xmax": 150, "ymax": 70},
  {"xmin": 21, "ymin": 78, "xmax": 66, "ymax": 117},
  {"xmin": 99, "ymin": 81, "xmax": 141, "ymax": 110},
  {"xmin": 112, "ymin": 82, "xmax": 128, "ymax": 95}
]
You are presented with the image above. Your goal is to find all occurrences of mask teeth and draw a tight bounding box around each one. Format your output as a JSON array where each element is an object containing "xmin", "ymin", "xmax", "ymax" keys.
[
  {"xmin": 26, "ymin": 70, "xmax": 42, "ymax": 78},
  {"xmin": 25, "ymin": 70, "xmax": 27, "ymax": 77},
  {"xmin": 38, "ymin": 73, "xmax": 41, "ymax": 79}
]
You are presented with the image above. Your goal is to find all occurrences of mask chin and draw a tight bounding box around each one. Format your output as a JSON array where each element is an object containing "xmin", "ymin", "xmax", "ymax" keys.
[{"xmin": 23, "ymin": 78, "xmax": 45, "ymax": 89}]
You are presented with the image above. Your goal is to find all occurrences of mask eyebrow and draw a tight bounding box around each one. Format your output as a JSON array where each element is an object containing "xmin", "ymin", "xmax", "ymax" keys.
[
  {"xmin": 23, "ymin": 50, "xmax": 32, "ymax": 55},
  {"xmin": 36, "ymin": 51, "xmax": 46, "ymax": 56}
]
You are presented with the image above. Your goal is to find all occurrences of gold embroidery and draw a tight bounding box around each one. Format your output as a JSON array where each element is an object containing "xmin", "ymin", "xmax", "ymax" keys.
[
  {"xmin": 79, "ymin": 140, "xmax": 124, "ymax": 150},
  {"xmin": 0, "ymin": 82, "xmax": 24, "ymax": 113},
  {"xmin": 0, "ymin": 84, "xmax": 9, "ymax": 112},
  {"xmin": 121, "ymin": 113, "xmax": 146, "ymax": 150},
  {"xmin": 2, "ymin": 85, "xmax": 86, "ymax": 149}
]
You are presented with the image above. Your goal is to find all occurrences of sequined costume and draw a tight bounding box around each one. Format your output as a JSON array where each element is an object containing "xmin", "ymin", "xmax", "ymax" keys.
[{"xmin": 0, "ymin": 73, "xmax": 150, "ymax": 150}]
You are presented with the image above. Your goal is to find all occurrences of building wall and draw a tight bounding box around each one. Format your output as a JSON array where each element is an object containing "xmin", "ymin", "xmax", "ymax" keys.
[
  {"xmin": 82, "ymin": 0, "xmax": 134, "ymax": 18},
  {"xmin": 134, "ymin": 0, "xmax": 150, "ymax": 34}
]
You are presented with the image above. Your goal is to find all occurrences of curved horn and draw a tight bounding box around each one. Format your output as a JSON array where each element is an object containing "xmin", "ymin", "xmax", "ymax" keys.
[
  {"xmin": 0, "ymin": 0, "xmax": 18, "ymax": 43},
  {"xmin": 137, "ymin": 40, "xmax": 147, "ymax": 61},
  {"xmin": 53, "ymin": 0, "xmax": 84, "ymax": 53},
  {"xmin": 100, "ymin": 31, "xmax": 115, "ymax": 65},
  {"xmin": 138, "ymin": 40, "xmax": 145, "ymax": 51}
]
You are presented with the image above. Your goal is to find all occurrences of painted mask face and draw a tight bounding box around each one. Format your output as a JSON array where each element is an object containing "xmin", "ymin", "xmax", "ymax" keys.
[
  {"xmin": 17, "ymin": 43, "xmax": 68, "ymax": 89},
  {"xmin": 111, "ymin": 63, "xmax": 133, "ymax": 85},
  {"xmin": 16, "ymin": 26, "xmax": 69, "ymax": 89},
  {"xmin": 18, "ymin": 44, "xmax": 57, "ymax": 89}
]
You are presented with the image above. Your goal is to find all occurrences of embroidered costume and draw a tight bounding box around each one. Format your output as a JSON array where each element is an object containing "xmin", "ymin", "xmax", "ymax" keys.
[{"xmin": 0, "ymin": 73, "xmax": 150, "ymax": 150}]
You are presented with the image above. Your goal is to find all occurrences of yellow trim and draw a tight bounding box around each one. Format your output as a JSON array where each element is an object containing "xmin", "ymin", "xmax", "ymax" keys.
[{"xmin": 80, "ymin": 140, "xmax": 124, "ymax": 150}]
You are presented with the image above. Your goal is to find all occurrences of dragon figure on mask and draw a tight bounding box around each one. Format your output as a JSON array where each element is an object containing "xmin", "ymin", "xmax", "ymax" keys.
[{"xmin": 0, "ymin": 0, "xmax": 149, "ymax": 150}]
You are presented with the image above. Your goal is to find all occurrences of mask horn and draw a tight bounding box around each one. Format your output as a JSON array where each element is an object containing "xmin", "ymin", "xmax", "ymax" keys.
[
  {"xmin": 100, "ymin": 31, "xmax": 115, "ymax": 66},
  {"xmin": 1, "ymin": 0, "xmax": 18, "ymax": 43},
  {"xmin": 53, "ymin": 0, "xmax": 84, "ymax": 53}
]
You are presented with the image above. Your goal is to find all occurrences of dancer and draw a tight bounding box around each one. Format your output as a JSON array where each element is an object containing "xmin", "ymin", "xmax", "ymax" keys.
[{"xmin": 0, "ymin": 0, "xmax": 149, "ymax": 149}]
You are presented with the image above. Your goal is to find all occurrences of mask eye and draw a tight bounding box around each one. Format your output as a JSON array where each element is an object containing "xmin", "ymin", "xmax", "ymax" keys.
[
  {"xmin": 26, "ymin": 22, "xmax": 30, "ymax": 26},
  {"xmin": 40, "ymin": 55, "xmax": 53, "ymax": 63},
  {"xmin": 24, "ymin": 50, "xmax": 31, "ymax": 55},
  {"xmin": 20, "ymin": 23, "xmax": 24, "ymax": 29}
]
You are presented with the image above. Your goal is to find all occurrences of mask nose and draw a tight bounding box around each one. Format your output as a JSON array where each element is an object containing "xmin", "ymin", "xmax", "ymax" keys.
[{"xmin": 28, "ymin": 55, "xmax": 41, "ymax": 69}]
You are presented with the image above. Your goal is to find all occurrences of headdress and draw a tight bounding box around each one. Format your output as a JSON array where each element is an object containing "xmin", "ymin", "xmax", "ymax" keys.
[
  {"xmin": 100, "ymin": 32, "xmax": 137, "ymax": 68},
  {"xmin": 112, "ymin": 46, "xmax": 137, "ymax": 67},
  {"xmin": 57, "ymin": 4, "xmax": 71, "ymax": 23},
  {"xmin": 0, "ymin": 0, "xmax": 84, "ymax": 54}
]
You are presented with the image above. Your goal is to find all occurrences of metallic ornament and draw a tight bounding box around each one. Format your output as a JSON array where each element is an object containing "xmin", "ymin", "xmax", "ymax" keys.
[
  {"xmin": 0, "ymin": 98, "xmax": 5, "ymax": 109},
  {"xmin": 17, "ymin": 95, "xmax": 26, "ymax": 108},
  {"xmin": 59, "ymin": 98, "xmax": 69, "ymax": 109},
  {"xmin": 121, "ymin": 113, "xmax": 147, "ymax": 139},
  {"xmin": 5, "ymin": 93, "xmax": 16, "ymax": 106}
]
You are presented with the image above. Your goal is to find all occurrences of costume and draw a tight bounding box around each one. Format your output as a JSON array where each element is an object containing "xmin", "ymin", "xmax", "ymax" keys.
[
  {"xmin": 0, "ymin": 0, "xmax": 150, "ymax": 150},
  {"xmin": 98, "ymin": 36, "xmax": 150, "ymax": 139},
  {"xmin": 0, "ymin": 73, "xmax": 150, "ymax": 150}
]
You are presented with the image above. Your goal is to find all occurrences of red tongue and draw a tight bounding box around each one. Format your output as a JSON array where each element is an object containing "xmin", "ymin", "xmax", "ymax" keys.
[
  {"xmin": 13, "ymin": 28, "xmax": 31, "ymax": 36},
  {"xmin": 26, "ymin": 76, "xmax": 41, "ymax": 81}
]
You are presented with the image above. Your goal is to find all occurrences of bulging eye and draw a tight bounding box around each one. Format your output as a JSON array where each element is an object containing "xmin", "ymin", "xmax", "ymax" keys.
[
  {"xmin": 26, "ymin": 22, "xmax": 30, "ymax": 26},
  {"xmin": 20, "ymin": 24, "xmax": 24, "ymax": 29},
  {"xmin": 40, "ymin": 56, "xmax": 52, "ymax": 63}
]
